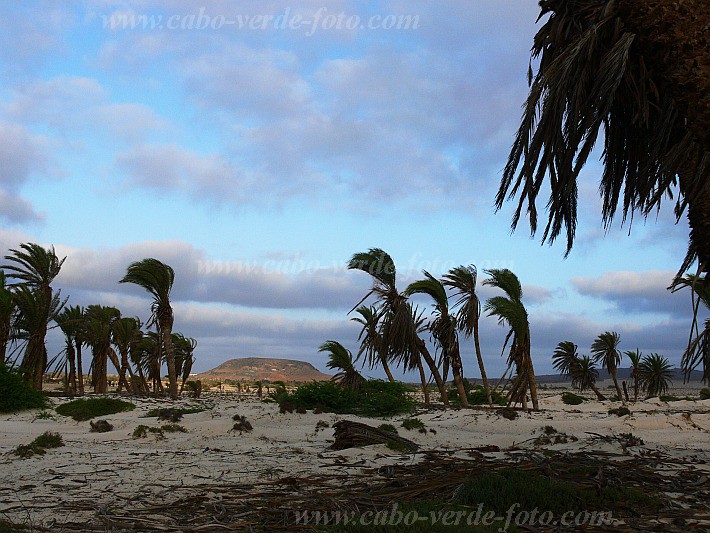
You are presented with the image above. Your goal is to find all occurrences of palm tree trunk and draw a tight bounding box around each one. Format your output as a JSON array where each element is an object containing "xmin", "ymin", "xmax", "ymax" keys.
[
  {"xmin": 75, "ymin": 342, "xmax": 85, "ymax": 395},
  {"xmin": 161, "ymin": 320, "xmax": 178, "ymax": 399},
  {"xmin": 473, "ymin": 320, "xmax": 492, "ymax": 406},
  {"xmin": 611, "ymin": 368, "xmax": 623, "ymax": 401},
  {"xmin": 416, "ymin": 339, "xmax": 449, "ymax": 405},
  {"xmin": 416, "ymin": 358, "xmax": 430, "ymax": 405},
  {"xmin": 67, "ymin": 343, "xmax": 77, "ymax": 395},
  {"xmin": 590, "ymin": 383, "xmax": 607, "ymax": 401},
  {"xmin": 380, "ymin": 356, "xmax": 396, "ymax": 383},
  {"xmin": 524, "ymin": 339, "xmax": 539, "ymax": 411},
  {"xmin": 633, "ymin": 375, "xmax": 639, "ymax": 402},
  {"xmin": 450, "ymin": 344, "xmax": 469, "ymax": 407}
]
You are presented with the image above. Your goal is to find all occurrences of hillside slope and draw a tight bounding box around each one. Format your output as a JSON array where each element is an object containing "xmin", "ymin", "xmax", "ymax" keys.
[{"xmin": 197, "ymin": 357, "xmax": 331, "ymax": 383}]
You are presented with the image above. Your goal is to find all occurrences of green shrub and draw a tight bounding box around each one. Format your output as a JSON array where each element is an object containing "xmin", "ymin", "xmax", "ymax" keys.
[
  {"xmin": 277, "ymin": 380, "xmax": 414, "ymax": 417},
  {"xmin": 56, "ymin": 398, "xmax": 134, "ymax": 421},
  {"xmin": 14, "ymin": 431, "xmax": 64, "ymax": 458},
  {"xmin": 449, "ymin": 385, "xmax": 508, "ymax": 406},
  {"xmin": 700, "ymin": 388, "xmax": 710, "ymax": 400},
  {"xmin": 401, "ymin": 418, "xmax": 425, "ymax": 431},
  {"xmin": 161, "ymin": 424, "xmax": 187, "ymax": 433},
  {"xmin": 378, "ymin": 423, "xmax": 398, "ymax": 434},
  {"xmin": 561, "ymin": 392, "xmax": 584, "ymax": 405},
  {"xmin": 0, "ymin": 365, "xmax": 48, "ymax": 413},
  {"xmin": 132, "ymin": 425, "xmax": 164, "ymax": 439},
  {"xmin": 145, "ymin": 407, "xmax": 204, "ymax": 420}
]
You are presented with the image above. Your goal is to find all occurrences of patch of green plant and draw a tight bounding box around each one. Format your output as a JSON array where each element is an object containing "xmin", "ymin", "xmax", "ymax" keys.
[
  {"xmin": 144, "ymin": 407, "xmax": 204, "ymax": 421},
  {"xmin": 401, "ymin": 418, "xmax": 425, "ymax": 431},
  {"xmin": 449, "ymin": 385, "xmax": 508, "ymax": 406},
  {"xmin": 378, "ymin": 423, "xmax": 398, "ymax": 434},
  {"xmin": 277, "ymin": 380, "xmax": 414, "ymax": 417},
  {"xmin": 0, "ymin": 365, "xmax": 49, "ymax": 413},
  {"xmin": 13, "ymin": 431, "xmax": 64, "ymax": 458},
  {"xmin": 132, "ymin": 425, "xmax": 164, "ymax": 439},
  {"xmin": 700, "ymin": 388, "xmax": 710, "ymax": 400},
  {"xmin": 56, "ymin": 398, "xmax": 135, "ymax": 421},
  {"xmin": 33, "ymin": 410, "xmax": 54, "ymax": 420},
  {"xmin": 385, "ymin": 440, "xmax": 410, "ymax": 453},
  {"xmin": 561, "ymin": 392, "xmax": 584, "ymax": 405},
  {"xmin": 161, "ymin": 423, "xmax": 187, "ymax": 433}
]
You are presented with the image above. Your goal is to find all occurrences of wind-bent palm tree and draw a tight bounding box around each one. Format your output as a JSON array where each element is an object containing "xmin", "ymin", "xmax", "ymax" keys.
[
  {"xmin": 498, "ymin": 0, "xmax": 709, "ymax": 279},
  {"xmin": 483, "ymin": 269, "xmax": 539, "ymax": 410},
  {"xmin": 55, "ymin": 306, "xmax": 80, "ymax": 394},
  {"xmin": 0, "ymin": 272, "xmax": 14, "ymax": 367},
  {"xmin": 320, "ymin": 340, "xmax": 366, "ymax": 390},
  {"xmin": 672, "ymin": 273, "xmax": 709, "ymax": 383},
  {"xmin": 84, "ymin": 305, "xmax": 120, "ymax": 394},
  {"xmin": 13, "ymin": 286, "xmax": 63, "ymax": 389},
  {"xmin": 591, "ymin": 331, "xmax": 624, "ymax": 401},
  {"xmin": 406, "ymin": 272, "xmax": 469, "ymax": 406},
  {"xmin": 552, "ymin": 341, "xmax": 606, "ymax": 400},
  {"xmin": 624, "ymin": 349, "xmax": 643, "ymax": 401},
  {"xmin": 443, "ymin": 265, "xmax": 492, "ymax": 406},
  {"xmin": 172, "ymin": 332, "xmax": 196, "ymax": 393},
  {"xmin": 351, "ymin": 305, "xmax": 395, "ymax": 383},
  {"xmin": 2, "ymin": 243, "xmax": 65, "ymax": 389},
  {"xmin": 136, "ymin": 331, "xmax": 163, "ymax": 394},
  {"xmin": 638, "ymin": 353, "xmax": 674, "ymax": 398},
  {"xmin": 348, "ymin": 248, "xmax": 449, "ymax": 405},
  {"xmin": 120, "ymin": 258, "xmax": 178, "ymax": 399},
  {"xmin": 59, "ymin": 305, "xmax": 86, "ymax": 395},
  {"xmin": 112, "ymin": 317, "xmax": 141, "ymax": 392}
]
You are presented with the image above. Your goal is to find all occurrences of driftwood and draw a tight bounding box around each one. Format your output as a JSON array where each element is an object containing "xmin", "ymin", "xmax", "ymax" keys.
[{"xmin": 331, "ymin": 420, "xmax": 418, "ymax": 452}]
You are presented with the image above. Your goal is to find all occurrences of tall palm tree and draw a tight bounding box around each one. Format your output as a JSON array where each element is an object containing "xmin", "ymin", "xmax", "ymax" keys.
[
  {"xmin": 498, "ymin": 0, "xmax": 708, "ymax": 279},
  {"xmin": 59, "ymin": 305, "xmax": 86, "ymax": 395},
  {"xmin": 624, "ymin": 349, "xmax": 643, "ymax": 401},
  {"xmin": 552, "ymin": 341, "xmax": 606, "ymax": 400},
  {"xmin": 443, "ymin": 265, "xmax": 492, "ymax": 406},
  {"xmin": 12, "ymin": 286, "xmax": 63, "ymax": 389},
  {"xmin": 348, "ymin": 248, "xmax": 449, "ymax": 405},
  {"xmin": 591, "ymin": 331, "xmax": 624, "ymax": 401},
  {"xmin": 136, "ymin": 331, "xmax": 163, "ymax": 394},
  {"xmin": 638, "ymin": 353, "xmax": 674, "ymax": 398},
  {"xmin": 672, "ymin": 273, "xmax": 709, "ymax": 383},
  {"xmin": 320, "ymin": 340, "xmax": 366, "ymax": 390},
  {"xmin": 128, "ymin": 328, "xmax": 150, "ymax": 393},
  {"xmin": 483, "ymin": 269, "xmax": 539, "ymax": 410},
  {"xmin": 84, "ymin": 305, "xmax": 120, "ymax": 394},
  {"xmin": 351, "ymin": 305, "xmax": 395, "ymax": 383},
  {"xmin": 0, "ymin": 271, "xmax": 14, "ymax": 367},
  {"xmin": 406, "ymin": 272, "xmax": 469, "ymax": 406},
  {"xmin": 571, "ymin": 355, "xmax": 605, "ymax": 400},
  {"xmin": 120, "ymin": 258, "xmax": 178, "ymax": 399},
  {"xmin": 112, "ymin": 317, "xmax": 141, "ymax": 392},
  {"xmin": 2, "ymin": 243, "xmax": 65, "ymax": 390},
  {"xmin": 55, "ymin": 306, "xmax": 80, "ymax": 394}
]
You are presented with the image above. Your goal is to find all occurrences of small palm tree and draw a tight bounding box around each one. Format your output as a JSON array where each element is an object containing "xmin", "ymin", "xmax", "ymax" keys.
[
  {"xmin": 55, "ymin": 306, "xmax": 80, "ymax": 394},
  {"xmin": 172, "ymin": 332, "xmax": 196, "ymax": 393},
  {"xmin": 406, "ymin": 272, "xmax": 468, "ymax": 406},
  {"xmin": 112, "ymin": 317, "xmax": 141, "ymax": 392},
  {"xmin": 61, "ymin": 305, "xmax": 86, "ymax": 395},
  {"xmin": 638, "ymin": 353, "xmax": 674, "ymax": 398},
  {"xmin": 120, "ymin": 258, "xmax": 178, "ymax": 399},
  {"xmin": 624, "ymin": 349, "xmax": 643, "ymax": 402},
  {"xmin": 552, "ymin": 341, "xmax": 606, "ymax": 401},
  {"xmin": 348, "ymin": 248, "xmax": 448, "ymax": 404},
  {"xmin": 84, "ymin": 305, "xmax": 120, "ymax": 393},
  {"xmin": 320, "ymin": 340, "xmax": 365, "ymax": 390},
  {"xmin": 570, "ymin": 355, "xmax": 605, "ymax": 400},
  {"xmin": 442, "ymin": 265, "xmax": 492, "ymax": 406},
  {"xmin": 351, "ymin": 305, "xmax": 395, "ymax": 383},
  {"xmin": 591, "ymin": 331, "xmax": 623, "ymax": 401},
  {"xmin": 483, "ymin": 269, "xmax": 539, "ymax": 410},
  {"xmin": 0, "ymin": 271, "xmax": 15, "ymax": 367},
  {"xmin": 672, "ymin": 273, "xmax": 709, "ymax": 384}
]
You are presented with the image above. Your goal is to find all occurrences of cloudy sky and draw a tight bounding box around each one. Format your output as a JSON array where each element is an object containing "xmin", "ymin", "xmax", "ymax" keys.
[{"xmin": 0, "ymin": 1, "xmax": 699, "ymax": 379}]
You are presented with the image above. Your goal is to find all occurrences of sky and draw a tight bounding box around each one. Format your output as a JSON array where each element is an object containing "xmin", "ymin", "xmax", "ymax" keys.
[{"xmin": 0, "ymin": 1, "xmax": 701, "ymax": 380}]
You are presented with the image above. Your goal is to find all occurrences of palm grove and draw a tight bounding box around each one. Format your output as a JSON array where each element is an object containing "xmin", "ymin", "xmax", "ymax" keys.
[{"xmin": 0, "ymin": 244, "xmax": 195, "ymax": 400}]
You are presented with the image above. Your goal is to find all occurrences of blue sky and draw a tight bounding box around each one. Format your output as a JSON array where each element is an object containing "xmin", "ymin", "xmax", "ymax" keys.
[{"xmin": 0, "ymin": 1, "xmax": 699, "ymax": 379}]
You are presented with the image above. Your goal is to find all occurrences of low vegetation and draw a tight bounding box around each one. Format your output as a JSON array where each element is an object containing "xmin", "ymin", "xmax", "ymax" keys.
[
  {"xmin": 701, "ymin": 388, "xmax": 710, "ymax": 400},
  {"xmin": 275, "ymin": 380, "xmax": 414, "ymax": 417},
  {"xmin": 161, "ymin": 423, "xmax": 187, "ymax": 433},
  {"xmin": 561, "ymin": 392, "xmax": 584, "ymax": 405},
  {"xmin": 144, "ymin": 407, "xmax": 204, "ymax": 421},
  {"xmin": 0, "ymin": 365, "xmax": 49, "ymax": 413},
  {"xmin": 132, "ymin": 425, "xmax": 164, "ymax": 439},
  {"xmin": 401, "ymin": 418, "xmax": 425, "ymax": 431},
  {"xmin": 55, "ymin": 398, "xmax": 135, "ymax": 421},
  {"xmin": 14, "ymin": 431, "xmax": 64, "ymax": 458}
]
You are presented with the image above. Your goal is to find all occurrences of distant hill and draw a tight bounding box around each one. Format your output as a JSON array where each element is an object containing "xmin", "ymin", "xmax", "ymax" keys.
[
  {"xmin": 468, "ymin": 368, "xmax": 704, "ymax": 384},
  {"xmin": 197, "ymin": 357, "xmax": 331, "ymax": 383}
]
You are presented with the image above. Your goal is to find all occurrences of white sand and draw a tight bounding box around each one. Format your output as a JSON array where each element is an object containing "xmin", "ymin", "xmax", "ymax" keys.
[{"xmin": 1, "ymin": 392, "xmax": 708, "ymax": 529}]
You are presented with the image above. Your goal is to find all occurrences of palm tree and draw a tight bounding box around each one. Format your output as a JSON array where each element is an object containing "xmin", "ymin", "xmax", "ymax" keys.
[
  {"xmin": 638, "ymin": 353, "xmax": 674, "ymax": 398},
  {"xmin": 120, "ymin": 258, "xmax": 178, "ymax": 399},
  {"xmin": 55, "ymin": 307, "xmax": 80, "ymax": 394},
  {"xmin": 60, "ymin": 305, "xmax": 86, "ymax": 395},
  {"xmin": 112, "ymin": 317, "xmax": 141, "ymax": 392},
  {"xmin": 348, "ymin": 248, "xmax": 449, "ymax": 405},
  {"xmin": 672, "ymin": 273, "xmax": 709, "ymax": 383},
  {"xmin": 624, "ymin": 349, "xmax": 643, "ymax": 401},
  {"xmin": 442, "ymin": 265, "xmax": 492, "ymax": 406},
  {"xmin": 351, "ymin": 305, "xmax": 395, "ymax": 383},
  {"xmin": 136, "ymin": 331, "xmax": 163, "ymax": 394},
  {"xmin": 0, "ymin": 271, "xmax": 14, "ymax": 367},
  {"xmin": 591, "ymin": 331, "xmax": 624, "ymax": 401},
  {"xmin": 2, "ymin": 243, "xmax": 65, "ymax": 390},
  {"xmin": 483, "ymin": 269, "xmax": 539, "ymax": 410},
  {"xmin": 172, "ymin": 332, "xmax": 196, "ymax": 393},
  {"xmin": 320, "ymin": 340, "xmax": 366, "ymax": 390},
  {"xmin": 552, "ymin": 341, "xmax": 606, "ymax": 400},
  {"xmin": 571, "ymin": 355, "xmax": 606, "ymax": 400},
  {"xmin": 497, "ymin": 0, "xmax": 709, "ymax": 279},
  {"xmin": 406, "ymin": 272, "xmax": 469, "ymax": 406},
  {"xmin": 84, "ymin": 305, "xmax": 120, "ymax": 394}
]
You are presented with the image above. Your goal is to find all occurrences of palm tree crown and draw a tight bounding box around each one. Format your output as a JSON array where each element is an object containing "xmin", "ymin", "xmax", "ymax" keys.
[
  {"xmin": 591, "ymin": 331, "xmax": 623, "ymax": 400},
  {"xmin": 638, "ymin": 353, "xmax": 674, "ymax": 398},
  {"xmin": 320, "ymin": 340, "xmax": 365, "ymax": 390}
]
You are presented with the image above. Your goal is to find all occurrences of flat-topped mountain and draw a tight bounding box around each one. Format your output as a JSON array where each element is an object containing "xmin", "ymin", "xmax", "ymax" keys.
[{"xmin": 197, "ymin": 357, "xmax": 331, "ymax": 383}]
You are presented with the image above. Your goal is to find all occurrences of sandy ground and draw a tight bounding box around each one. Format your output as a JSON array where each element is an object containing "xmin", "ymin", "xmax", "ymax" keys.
[{"xmin": 0, "ymin": 390, "xmax": 708, "ymax": 530}]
